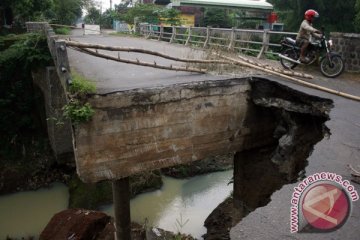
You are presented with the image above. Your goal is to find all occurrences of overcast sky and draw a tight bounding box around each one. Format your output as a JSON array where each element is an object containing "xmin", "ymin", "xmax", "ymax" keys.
[{"xmin": 98, "ymin": 0, "xmax": 122, "ymax": 11}]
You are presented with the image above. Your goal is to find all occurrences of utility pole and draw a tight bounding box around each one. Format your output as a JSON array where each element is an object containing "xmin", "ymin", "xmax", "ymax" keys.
[{"xmin": 110, "ymin": 0, "xmax": 113, "ymax": 10}]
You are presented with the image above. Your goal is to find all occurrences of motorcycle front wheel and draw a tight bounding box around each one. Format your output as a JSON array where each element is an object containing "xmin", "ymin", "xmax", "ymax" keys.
[
  {"xmin": 280, "ymin": 49, "xmax": 298, "ymax": 70},
  {"xmin": 320, "ymin": 54, "xmax": 344, "ymax": 78}
]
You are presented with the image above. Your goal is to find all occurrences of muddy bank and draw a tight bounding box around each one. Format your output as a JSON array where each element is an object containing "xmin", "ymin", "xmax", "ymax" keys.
[
  {"xmin": 162, "ymin": 153, "xmax": 233, "ymax": 178},
  {"xmin": 0, "ymin": 150, "xmax": 73, "ymax": 195},
  {"xmin": 0, "ymin": 152, "xmax": 163, "ymax": 211}
]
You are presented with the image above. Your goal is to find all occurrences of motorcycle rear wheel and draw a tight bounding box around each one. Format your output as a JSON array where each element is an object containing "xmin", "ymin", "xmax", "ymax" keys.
[
  {"xmin": 320, "ymin": 55, "xmax": 344, "ymax": 78},
  {"xmin": 280, "ymin": 49, "xmax": 298, "ymax": 70}
]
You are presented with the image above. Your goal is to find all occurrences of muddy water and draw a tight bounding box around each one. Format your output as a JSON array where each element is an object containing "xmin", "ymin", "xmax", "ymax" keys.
[
  {"xmin": 0, "ymin": 182, "xmax": 69, "ymax": 239},
  {"xmin": 102, "ymin": 170, "xmax": 233, "ymax": 239},
  {"xmin": 0, "ymin": 171, "xmax": 232, "ymax": 239}
]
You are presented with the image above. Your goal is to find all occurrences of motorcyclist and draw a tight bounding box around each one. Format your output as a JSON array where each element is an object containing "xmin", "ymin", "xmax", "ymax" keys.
[{"xmin": 296, "ymin": 9, "xmax": 322, "ymax": 63}]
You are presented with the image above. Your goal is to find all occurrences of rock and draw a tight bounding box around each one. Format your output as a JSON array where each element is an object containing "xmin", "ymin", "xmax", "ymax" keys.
[
  {"xmin": 40, "ymin": 209, "xmax": 181, "ymax": 240},
  {"xmin": 203, "ymin": 197, "xmax": 234, "ymax": 240},
  {"xmin": 40, "ymin": 209, "xmax": 110, "ymax": 240},
  {"xmin": 130, "ymin": 170, "xmax": 163, "ymax": 197},
  {"xmin": 96, "ymin": 221, "xmax": 146, "ymax": 240}
]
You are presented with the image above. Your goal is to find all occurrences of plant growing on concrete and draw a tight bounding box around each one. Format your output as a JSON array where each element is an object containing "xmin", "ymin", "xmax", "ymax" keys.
[
  {"xmin": 69, "ymin": 71, "xmax": 96, "ymax": 96},
  {"xmin": 62, "ymin": 71, "xmax": 96, "ymax": 124},
  {"xmin": 63, "ymin": 99, "xmax": 95, "ymax": 124}
]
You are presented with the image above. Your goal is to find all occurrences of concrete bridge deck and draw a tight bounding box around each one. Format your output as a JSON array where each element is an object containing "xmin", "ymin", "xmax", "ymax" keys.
[{"xmin": 67, "ymin": 29, "xmax": 230, "ymax": 93}]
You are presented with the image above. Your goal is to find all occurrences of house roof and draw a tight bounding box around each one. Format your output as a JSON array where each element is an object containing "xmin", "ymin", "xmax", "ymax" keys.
[{"xmin": 171, "ymin": 0, "xmax": 273, "ymax": 10}]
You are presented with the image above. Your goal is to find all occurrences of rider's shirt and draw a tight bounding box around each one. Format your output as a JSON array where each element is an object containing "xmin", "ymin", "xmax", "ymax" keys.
[{"xmin": 296, "ymin": 20, "xmax": 318, "ymax": 41}]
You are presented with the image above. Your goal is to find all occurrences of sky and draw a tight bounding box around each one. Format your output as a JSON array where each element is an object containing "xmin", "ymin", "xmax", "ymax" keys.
[{"xmin": 98, "ymin": 0, "xmax": 123, "ymax": 11}]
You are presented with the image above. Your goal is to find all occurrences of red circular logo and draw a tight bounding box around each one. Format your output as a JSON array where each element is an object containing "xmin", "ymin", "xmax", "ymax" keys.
[{"xmin": 301, "ymin": 183, "xmax": 350, "ymax": 231}]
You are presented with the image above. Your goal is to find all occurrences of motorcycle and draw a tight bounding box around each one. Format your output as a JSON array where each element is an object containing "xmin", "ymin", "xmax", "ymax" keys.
[{"xmin": 278, "ymin": 32, "xmax": 344, "ymax": 78}]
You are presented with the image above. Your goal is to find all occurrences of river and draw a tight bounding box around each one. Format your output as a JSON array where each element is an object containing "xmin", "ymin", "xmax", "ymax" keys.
[
  {"xmin": 0, "ymin": 182, "xmax": 69, "ymax": 239},
  {"xmin": 0, "ymin": 170, "xmax": 233, "ymax": 239}
]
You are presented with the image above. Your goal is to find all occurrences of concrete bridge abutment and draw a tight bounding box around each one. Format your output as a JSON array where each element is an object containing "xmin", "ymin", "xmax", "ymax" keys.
[
  {"xmin": 32, "ymin": 66, "xmax": 74, "ymax": 164},
  {"xmin": 25, "ymin": 22, "xmax": 336, "ymax": 239}
]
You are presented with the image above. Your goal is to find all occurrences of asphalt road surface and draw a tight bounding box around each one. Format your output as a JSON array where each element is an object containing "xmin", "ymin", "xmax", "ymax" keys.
[{"xmin": 67, "ymin": 30, "xmax": 230, "ymax": 94}]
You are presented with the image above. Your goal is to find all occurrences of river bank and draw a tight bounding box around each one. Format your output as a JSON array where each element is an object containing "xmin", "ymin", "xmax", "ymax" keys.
[{"xmin": 0, "ymin": 150, "xmax": 235, "ymax": 239}]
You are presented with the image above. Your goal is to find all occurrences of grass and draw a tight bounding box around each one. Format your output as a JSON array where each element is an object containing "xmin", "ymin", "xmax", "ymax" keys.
[
  {"xmin": 54, "ymin": 27, "xmax": 71, "ymax": 35},
  {"xmin": 69, "ymin": 71, "xmax": 96, "ymax": 95}
]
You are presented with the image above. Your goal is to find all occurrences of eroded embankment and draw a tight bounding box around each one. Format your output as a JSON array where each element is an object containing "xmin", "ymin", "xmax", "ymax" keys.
[{"xmin": 204, "ymin": 78, "xmax": 333, "ymax": 240}]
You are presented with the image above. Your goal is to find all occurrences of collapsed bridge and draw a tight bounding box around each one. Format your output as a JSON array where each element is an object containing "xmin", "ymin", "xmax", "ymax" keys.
[{"xmin": 27, "ymin": 22, "xmax": 342, "ymax": 240}]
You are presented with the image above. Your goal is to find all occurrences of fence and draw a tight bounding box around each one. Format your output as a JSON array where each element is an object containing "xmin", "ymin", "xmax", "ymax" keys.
[{"xmin": 139, "ymin": 24, "xmax": 297, "ymax": 59}]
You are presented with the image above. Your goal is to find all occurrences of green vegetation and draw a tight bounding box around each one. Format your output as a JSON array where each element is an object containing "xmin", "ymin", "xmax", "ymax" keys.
[
  {"xmin": 268, "ymin": 0, "xmax": 359, "ymax": 33},
  {"xmin": 54, "ymin": 27, "xmax": 71, "ymax": 35},
  {"xmin": 69, "ymin": 71, "xmax": 96, "ymax": 95},
  {"xmin": 1, "ymin": 0, "xmax": 89, "ymax": 26},
  {"xmin": 116, "ymin": 3, "xmax": 180, "ymax": 26},
  {"xmin": 63, "ymin": 100, "xmax": 95, "ymax": 124},
  {"xmin": 204, "ymin": 8, "xmax": 233, "ymax": 28},
  {"xmin": 62, "ymin": 71, "xmax": 96, "ymax": 124},
  {"xmin": 0, "ymin": 33, "xmax": 52, "ymax": 160}
]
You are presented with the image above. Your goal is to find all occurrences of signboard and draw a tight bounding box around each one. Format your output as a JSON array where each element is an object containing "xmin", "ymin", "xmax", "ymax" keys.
[{"xmin": 179, "ymin": 14, "xmax": 195, "ymax": 27}]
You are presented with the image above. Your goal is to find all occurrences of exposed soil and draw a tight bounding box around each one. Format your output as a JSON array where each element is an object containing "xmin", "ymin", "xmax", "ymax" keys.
[
  {"xmin": 0, "ymin": 154, "xmax": 74, "ymax": 195},
  {"xmin": 204, "ymin": 78, "xmax": 333, "ymax": 240},
  {"xmin": 162, "ymin": 153, "xmax": 233, "ymax": 178}
]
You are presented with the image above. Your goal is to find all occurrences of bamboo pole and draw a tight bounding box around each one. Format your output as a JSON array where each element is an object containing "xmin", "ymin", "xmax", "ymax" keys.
[
  {"xmin": 236, "ymin": 55, "xmax": 314, "ymax": 79},
  {"xmin": 216, "ymin": 54, "xmax": 360, "ymax": 102},
  {"xmin": 70, "ymin": 46, "xmax": 207, "ymax": 73},
  {"xmin": 65, "ymin": 40, "xmax": 230, "ymax": 65},
  {"xmin": 64, "ymin": 40, "xmax": 315, "ymax": 79}
]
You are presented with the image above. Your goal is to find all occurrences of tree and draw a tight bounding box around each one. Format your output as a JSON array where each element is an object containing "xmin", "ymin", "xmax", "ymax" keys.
[
  {"xmin": 268, "ymin": 0, "xmax": 357, "ymax": 33},
  {"xmin": 100, "ymin": 9, "xmax": 117, "ymax": 28},
  {"xmin": 122, "ymin": 4, "xmax": 162, "ymax": 24},
  {"xmin": 203, "ymin": 8, "xmax": 232, "ymax": 28},
  {"xmin": 84, "ymin": 6, "xmax": 102, "ymax": 24},
  {"xmin": 119, "ymin": 3, "xmax": 180, "ymax": 26},
  {"xmin": 2, "ymin": 0, "xmax": 94, "ymax": 26},
  {"xmin": 52, "ymin": 0, "xmax": 83, "ymax": 25},
  {"xmin": 2, "ymin": 0, "xmax": 54, "ymax": 23},
  {"xmin": 157, "ymin": 8, "xmax": 180, "ymax": 26}
]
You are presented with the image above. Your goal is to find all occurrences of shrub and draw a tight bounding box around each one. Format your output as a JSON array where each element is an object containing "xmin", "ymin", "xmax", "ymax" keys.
[
  {"xmin": 0, "ymin": 33, "xmax": 52, "ymax": 159},
  {"xmin": 63, "ymin": 100, "xmax": 95, "ymax": 124}
]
